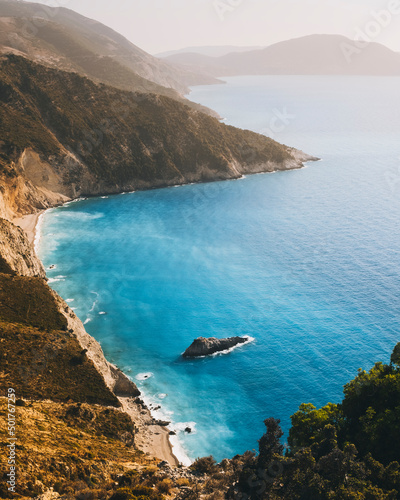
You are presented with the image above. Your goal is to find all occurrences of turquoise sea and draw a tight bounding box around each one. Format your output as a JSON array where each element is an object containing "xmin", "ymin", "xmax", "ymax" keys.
[{"xmin": 39, "ymin": 76, "xmax": 400, "ymax": 464}]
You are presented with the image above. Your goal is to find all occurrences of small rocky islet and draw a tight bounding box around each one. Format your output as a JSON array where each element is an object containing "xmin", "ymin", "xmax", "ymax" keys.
[{"xmin": 182, "ymin": 336, "xmax": 251, "ymax": 358}]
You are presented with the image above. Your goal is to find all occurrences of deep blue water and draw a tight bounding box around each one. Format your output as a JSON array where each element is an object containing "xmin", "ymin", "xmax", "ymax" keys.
[{"xmin": 39, "ymin": 76, "xmax": 400, "ymax": 464}]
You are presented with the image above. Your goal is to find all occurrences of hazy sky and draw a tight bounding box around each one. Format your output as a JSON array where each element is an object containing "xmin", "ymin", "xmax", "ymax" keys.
[{"xmin": 25, "ymin": 0, "xmax": 400, "ymax": 54}]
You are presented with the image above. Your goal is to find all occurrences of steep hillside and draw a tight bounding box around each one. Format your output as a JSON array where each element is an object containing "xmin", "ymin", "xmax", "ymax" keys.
[
  {"xmin": 0, "ymin": 216, "xmax": 186, "ymax": 498},
  {"xmin": 164, "ymin": 35, "xmax": 400, "ymax": 76},
  {"xmin": 0, "ymin": 54, "xmax": 315, "ymax": 218},
  {"xmin": 0, "ymin": 218, "xmax": 140, "ymax": 405},
  {"xmin": 0, "ymin": 0, "xmax": 220, "ymax": 119},
  {"xmin": 0, "ymin": 0, "xmax": 218, "ymax": 93}
]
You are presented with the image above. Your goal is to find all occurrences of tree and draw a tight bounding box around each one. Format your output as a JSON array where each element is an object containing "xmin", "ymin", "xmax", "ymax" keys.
[
  {"xmin": 288, "ymin": 403, "xmax": 342, "ymax": 452},
  {"xmin": 258, "ymin": 418, "xmax": 284, "ymax": 469},
  {"xmin": 391, "ymin": 343, "xmax": 400, "ymax": 366}
]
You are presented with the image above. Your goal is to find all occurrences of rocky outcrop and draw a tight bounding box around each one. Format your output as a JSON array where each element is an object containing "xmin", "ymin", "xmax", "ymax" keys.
[
  {"xmin": 0, "ymin": 151, "xmax": 70, "ymax": 220},
  {"xmin": 0, "ymin": 218, "xmax": 46, "ymax": 278},
  {"xmin": 110, "ymin": 365, "xmax": 141, "ymax": 397},
  {"xmin": 182, "ymin": 336, "xmax": 251, "ymax": 358}
]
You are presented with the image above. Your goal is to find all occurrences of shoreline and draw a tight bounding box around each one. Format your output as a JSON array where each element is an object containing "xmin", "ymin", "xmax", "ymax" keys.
[
  {"xmin": 120, "ymin": 397, "xmax": 180, "ymax": 467},
  {"xmin": 13, "ymin": 211, "xmax": 44, "ymax": 246},
  {"xmin": 8, "ymin": 156, "xmax": 318, "ymax": 467},
  {"xmin": 12, "ymin": 209, "xmax": 181, "ymax": 467}
]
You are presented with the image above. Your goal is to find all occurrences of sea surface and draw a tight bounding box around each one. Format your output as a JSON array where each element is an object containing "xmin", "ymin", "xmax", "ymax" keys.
[{"xmin": 39, "ymin": 75, "xmax": 400, "ymax": 464}]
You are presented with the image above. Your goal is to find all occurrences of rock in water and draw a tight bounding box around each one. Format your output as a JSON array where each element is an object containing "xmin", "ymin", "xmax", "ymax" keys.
[{"xmin": 182, "ymin": 336, "xmax": 249, "ymax": 358}]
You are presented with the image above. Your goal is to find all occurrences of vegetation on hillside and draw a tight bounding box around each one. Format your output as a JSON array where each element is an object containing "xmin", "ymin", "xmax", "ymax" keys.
[
  {"xmin": 0, "ymin": 271, "xmax": 120, "ymax": 406},
  {"xmin": 0, "ymin": 211, "xmax": 399, "ymax": 499},
  {"xmin": 0, "ymin": 55, "xmax": 296, "ymax": 199},
  {"xmin": 230, "ymin": 343, "xmax": 400, "ymax": 499},
  {"xmin": 0, "ymin": 0, "xmax": 219, "ymax": 102},
  {"xmin": 0, "ymin": 398, "xmax": 162, "ymax": 499}
]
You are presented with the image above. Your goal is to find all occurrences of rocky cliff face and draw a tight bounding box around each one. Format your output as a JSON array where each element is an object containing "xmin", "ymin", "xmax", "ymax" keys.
[
  {"xmin": 0, "ymin": 149, "xmax": 70, "ymax": 219},
  {"xmin": 0, "ymin": 217, "xmax": 46, "ymax": 277},
  {"xmin": 51, "ymin": 288, "xmax": 140, "ymax": 398}
]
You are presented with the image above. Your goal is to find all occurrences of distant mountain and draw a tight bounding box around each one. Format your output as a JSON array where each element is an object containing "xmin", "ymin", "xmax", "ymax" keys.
[
  {"xmin": 163, "ymin": 35, "xmax": 400, "ymax": 76},
  {"xmin": 0, "ymin": 0, "xmax": 219, "ymax": 97},
  {"xmin": 156, "ymin": 45, "xmax": 264, "ymax": 58},
  {"xmin": 161, "ymin": 52, "xmax": 231, "ymax": 80}
]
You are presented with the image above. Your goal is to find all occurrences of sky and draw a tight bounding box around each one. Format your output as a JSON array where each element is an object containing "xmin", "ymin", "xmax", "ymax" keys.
[{"xmin": 24, "ymin": 0, "xmax": 400, "ymax": 54}]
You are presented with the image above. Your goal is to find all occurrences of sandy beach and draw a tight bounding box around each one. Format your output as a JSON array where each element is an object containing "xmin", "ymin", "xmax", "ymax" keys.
[
  {"xmin": 120, "ymin": 397, "xmax": 180, "ymax": 466},
  {"xmin": 13, "ymin": 212, "xmax": 43, "ymax": 246}
]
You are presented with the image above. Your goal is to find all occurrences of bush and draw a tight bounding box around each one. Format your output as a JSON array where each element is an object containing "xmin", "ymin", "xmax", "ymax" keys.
[
  {"xmin": 190, "ymin": 456, "xmax": 218, "ymax": 474},
  {"xmin": 109, "ymin": 488, "xmax": 136, "ymax": 500},
  {"xmin": 157, "ymin": 478, "xmax": 173, "ymax": 494}
]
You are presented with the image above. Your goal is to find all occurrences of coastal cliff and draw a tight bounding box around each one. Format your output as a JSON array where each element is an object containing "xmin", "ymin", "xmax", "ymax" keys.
[
  {"xmin": 0, "ymin": 217, "xmax": 139, "ymax": 403},
  {"xmin": 0, "ymin": 218, "xmax": 45, "ymax": 277},
  {"xmin": 0, "ymin": 54, "xmax": 316, "ymax": 219},
  {"xmin": 2, "ymin": 213, "xmax": 400, "ymax": 499},
  {"xmin": 0, "ymin": 214, "xmax": 189, "ymax": 496}
]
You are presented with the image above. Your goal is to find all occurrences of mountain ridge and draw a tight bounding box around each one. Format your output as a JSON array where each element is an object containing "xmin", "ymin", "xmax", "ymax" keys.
[
  {"xmin": 0, "ymin": 0, "xmax": 220, "ymax": 116},
  {"xmin": 156, "ymin": 45, "xmax": 265, "ymax": 58},
  {"xmin": 163, "ymin": 34, "xmax": 400, "ymax": 76}
]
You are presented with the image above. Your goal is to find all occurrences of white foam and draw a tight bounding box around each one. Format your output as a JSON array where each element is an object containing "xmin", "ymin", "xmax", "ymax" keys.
[
  {"xmin": 135, "ymin": 372, "xmax": 153, "ymax": 381},
  {"xmin": 99, "ymin": 311, "xmax": 107, "ymax": 315},
  {"xmin": 89, "ymin": 291, "xmax": 99, "ymax": 312},
  {"xmin": 101, "ymin": 196, "xmax": 109, "ymax": 199},
  {"xmin": 63, "ymin": 197, "xmax": 87, "ymax": 206},
  {"xmin": 63, "ymin": 212, "xmax": 104, "ymax": 221},
  {"xmin": 174, "ymin": 421, "xmax": 197, "ymax": 435},
  {"xmin": 82, "ymin": 291, "xmax": 100, "ymax": 325},
  {"xmin": 209, "ymin": 336, "xmax": 255, "ymax": 357},
  {"xmin": 157, "ymin": 393, "xmax": 167, "ymax": 400},
  {"xmin": 182, "ymin": 336, "xmax": 256, "ymax": 359},
  {"xmin": 168, "ymin": 433, "xmax": 193, "ymax": 467},
  {"xmin": 66, "ymin": 299, "xmax": 74, "ymax": 303},
  {"xmin": 137, "ymin": 389, "xmax": 193, "ymax": 466},
  {"xmin": 34, "ymin": 212, "xmax": 45, "ymax": 254},
  {"xmin": 48, "ymin": 277, "xmax": 66, "ymax": 283}
]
